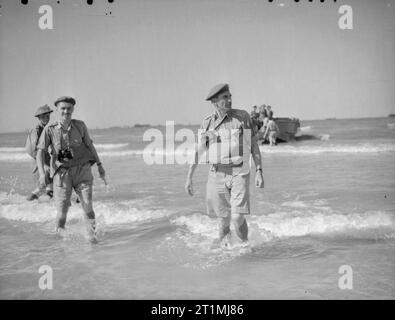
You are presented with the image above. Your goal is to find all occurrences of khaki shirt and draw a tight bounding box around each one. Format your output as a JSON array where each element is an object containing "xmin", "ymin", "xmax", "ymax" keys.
[
  {"xmin": 28, "ymin": 124, "xmax": 50, "ymax": 172},
  {"xmin": 37, "ymin": 119, "xmax": 97, "ymax": 176},
  {"xmin": 199, "ymin": 108, "xmax": 256, "ymax": 174}
]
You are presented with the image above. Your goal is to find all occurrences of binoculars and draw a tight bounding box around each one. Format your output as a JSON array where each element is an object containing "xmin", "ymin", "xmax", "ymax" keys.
[{"xmin": 57, "ymin": 148, "xmax": 74, "ymax": 162}]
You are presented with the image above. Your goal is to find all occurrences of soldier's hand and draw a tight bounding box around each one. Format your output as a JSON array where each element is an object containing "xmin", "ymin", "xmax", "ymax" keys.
[
  {"xmin": 98, "ymin": 163, "xmax": 105, "ymax": 178},
  {"xmin": 185, "ymin": 178, "xmax": 194, "ymax": 196},
  {"xmin": 255, "ymin": 171, "xmax": 264, "ymax": 188}
]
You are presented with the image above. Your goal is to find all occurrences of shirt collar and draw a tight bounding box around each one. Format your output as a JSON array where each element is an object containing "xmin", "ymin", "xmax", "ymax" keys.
[
  {"xmin": 57, "ymin": 120, "xmax": 73, "ymax": 131},
  {"xmin": 214, "ymin": 109, "xmax": 232, "ymax": 120}
]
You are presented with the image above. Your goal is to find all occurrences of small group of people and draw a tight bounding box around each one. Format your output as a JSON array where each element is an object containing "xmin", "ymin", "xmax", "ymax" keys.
[
  {"xmin": 24, "ymin": 84, "xmax": 264, "ymax": 247},
  {"xmin": 250, "ymin": 104, "xmax": 279, "ymax": 146},
  {"xmin": 25, "ymin": 96, "xmax": 106, "ymax": 243}
]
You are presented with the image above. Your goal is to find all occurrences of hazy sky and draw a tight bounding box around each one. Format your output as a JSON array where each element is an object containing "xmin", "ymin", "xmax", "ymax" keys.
[{"xmin": 0, "ymin": 0, "xmax": 394, "ymax": 133}]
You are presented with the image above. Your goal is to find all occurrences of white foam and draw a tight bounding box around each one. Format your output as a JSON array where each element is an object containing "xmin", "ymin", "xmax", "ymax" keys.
[
  {"xmin": 1, "ymin": 142, "xmax": 395, "ymax": 162},
  {"xmin": 0, "ymin": 193, "xmax": 175, "ymax": 225},
  {"xmin": 300, "ymin": 126, "xmax": 312, "ymax": 132},
  {"xmin": 319, "ymin": 134, "xmax": 331, "ymax": 141},
  {"xmin": 98, "ymin": 149, "xmax": 144, "ymax": 157},
  {"xmin": 0, "ymin": 147, "xmax": 26, "ymax": 152},
  {"xmin": 0, "ymin": 143, "xmax": 127, "ymax": 161},
  {"xmin": 251, "ymin": 210, "xmax": 394, "ymax": 238},
  {"xmin": 171, "ymin": 210, "xmax": 394, "ymax": 242},
  {"xmin": 0, "ymin": 153, "xmax": 31, "ymax": 161},
  {"xmin": 95, "ymin": 143, "xmax": 129, "ymax": 149},
  {"xmin": 166, "ymin": 208, "xmax": 394, "ymax": 269},
  {"xmin": 281, "ymin": 200, "xmax": 310, "ymax": 208},
  {"xmin": 387, "ymin": 123, "xmax": 395, "ymax": 129},
  {"xmin": 259, "ymin": 143, "xmax": 395, "ymax": 154}
]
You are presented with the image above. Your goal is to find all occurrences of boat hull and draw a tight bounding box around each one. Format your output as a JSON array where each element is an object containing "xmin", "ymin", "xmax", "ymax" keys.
[
  {"xmin": 257, "ymin": 117, "xmax": 300, "ymax": 143},
  {"xmin": 275, "ymin": 117, "xmax": 301, "ymax": 142}
]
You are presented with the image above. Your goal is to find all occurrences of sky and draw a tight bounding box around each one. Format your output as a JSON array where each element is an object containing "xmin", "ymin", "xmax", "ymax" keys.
[{"xmin": 0, "ymin": 0, "xmax": 394, "ymax": 133}]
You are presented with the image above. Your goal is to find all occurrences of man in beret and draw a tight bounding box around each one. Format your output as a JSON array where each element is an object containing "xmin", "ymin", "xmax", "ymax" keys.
[
  {"xmin": 25, "ymin": 104, "xmax": 54, "ymax": 201},
  {"xmin": 185, "ymin": 84, "xmax": 264, "ymax": 246},
  {"xmin": 36, "ymin": 96, "xmax": 106, "ymax": 243}
]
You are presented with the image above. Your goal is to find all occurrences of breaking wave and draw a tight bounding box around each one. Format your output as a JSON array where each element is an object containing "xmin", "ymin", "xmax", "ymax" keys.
[
  {"xmin": 172, "ymin": 210, "xmax": 394, "ymax": 243},
  {"xmin": 0, "ymin": 193, "xmax": 176, "ymax": 226},
  {"xmin": 1, "ymin": 142, "xmax": 395, "ymax": 162},
  {"xmin": 161, "ymin": 209, "xmax": 394, "ymax": 268},
  {"xmin": 65, "ymin": 142, "xmax": 395, "ymax": 158},
  {"xmin": 95, "ymin": 143, "xmax": 129, "ymax": 149}
]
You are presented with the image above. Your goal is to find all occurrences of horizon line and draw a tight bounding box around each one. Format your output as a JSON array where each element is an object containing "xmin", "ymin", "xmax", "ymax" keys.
[{"xmin": 0, "ymin": 115, "xmax": 394, "ymax": 135}]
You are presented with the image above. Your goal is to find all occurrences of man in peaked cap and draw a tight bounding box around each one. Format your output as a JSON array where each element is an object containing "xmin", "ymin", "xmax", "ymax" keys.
[
  {"xmin": 205, "ymin": 83, "xmax": 230, "ymax": 101},
  {"xmin": 54, "ymin": 96, "xmax": 76, "ymax": 106},
  {"xmin": 36, "ymin": 96, "xmax": 106, "ymax": 243},
  {"xmin": 25, "ymin": 104, "xmax": 54, "ymax": 201},
  {"xmin": 185, "ymin": 83, "xmax": 264, "ymax": 247}
]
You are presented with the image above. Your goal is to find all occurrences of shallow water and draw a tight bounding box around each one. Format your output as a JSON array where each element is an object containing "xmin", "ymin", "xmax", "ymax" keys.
[{"xmin": 0, "ymin": 118, "xmax": 394, "ymax": 299}]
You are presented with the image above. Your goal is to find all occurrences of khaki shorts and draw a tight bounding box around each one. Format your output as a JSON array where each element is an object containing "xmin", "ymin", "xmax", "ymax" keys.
[
  {"xmin": 269, "ymin": 131, "xmax": 277, "ymax": 139},
  {"xmin": 53, "ymin": 163, "xmax": 93, "ymax": 213},
  {"xmin": 206, "ymin": 165, "xmax": 250, "ymax": 218}
]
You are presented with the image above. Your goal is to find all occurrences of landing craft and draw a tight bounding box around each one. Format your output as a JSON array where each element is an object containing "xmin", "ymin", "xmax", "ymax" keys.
[
  {"xmin": 258, "ymin": 117, "xmax": 301, "ymax": 143},
  {"xmin": 274, "ymin": 117, "xmax": 301, "ymax": 142}
]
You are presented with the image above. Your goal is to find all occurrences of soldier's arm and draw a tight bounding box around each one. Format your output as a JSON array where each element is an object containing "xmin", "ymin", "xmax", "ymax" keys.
[
  {"xmin": 185, "ymin": 122, "xmax": 209, "ymax": 195},
  {"xmin": 36, "ymin": 127, "xmax": 50, "ymax": 179},
  {"xmin": 251, "ymin": 134, "xmax": 262, "ymax": 171},
  {"xmin": 187, "ymin": 123, "xmax": 209, "ymax": 179},
  {"xmin": 30, "ymin": 128, "xmax": 39, "ymax": 160},
  {"xmin": 81, "ymin": 122, "xmax": 102, "ymax": 165},
  {"xmin": 186, "ymin": 141, "xmax": 205, "ymax": 180},
  {"xmin": 246, "ymin": 112, "xmax": 262, "ymax": 171}
]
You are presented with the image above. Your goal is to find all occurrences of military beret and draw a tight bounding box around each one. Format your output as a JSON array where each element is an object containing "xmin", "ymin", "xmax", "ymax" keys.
[
  {"xmin": 34, "ymin": 104, "xmax": 53, "ymax": 117},
  {"xmin": 54, "ymin": 96, "xmax": 76, "ymax": 106},
  {"xmin": 205, "ymin": 83, "xmax": 230, "ymax": 101}
]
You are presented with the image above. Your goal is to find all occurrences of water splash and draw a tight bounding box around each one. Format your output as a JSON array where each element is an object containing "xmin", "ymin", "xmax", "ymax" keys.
[{"xmin": 0, "ymin": 192, "xmax": 176, "ymax": 225}]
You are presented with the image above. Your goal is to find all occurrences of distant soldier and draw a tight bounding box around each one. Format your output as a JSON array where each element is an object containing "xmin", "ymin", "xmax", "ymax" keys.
[
  {"xmin": 265, "ymin": 105, "xmax": 273, "ymax": 118},
  {"xmin": 185, "ymin": 84, "xmax": 264, "ymax": 246},
  {"xmin": 36, "ymin": 96, "xmax": 106, "ymax": 243},
  {"xmin": 257, "ymin": 105, "xmax": 267, "ymax": 130},
  {"xmin": 263, "ymin": 115, "xmax": 280, "ymax": 146},
  {"xmin": 250, "ymin": 105, "xmax": 259, "ymax": 131},
  {"xmin": 25, "ymin": 104, "xmax": 53, "ymax": 201}
]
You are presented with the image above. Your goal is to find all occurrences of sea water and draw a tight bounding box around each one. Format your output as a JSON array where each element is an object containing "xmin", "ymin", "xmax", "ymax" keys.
[{"xmin": 0, "ymin": 117, "xmax": 394, "ymax": 299}]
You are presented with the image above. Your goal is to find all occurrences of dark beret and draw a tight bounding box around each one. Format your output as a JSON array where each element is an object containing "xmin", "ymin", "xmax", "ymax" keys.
[
  {"xmin": 34, "ymin": 104, "xmax": 53, "ymax": 117},
  {"xmin": 205, "ymin": 83, "xmax": 229, "ymax": 101},
  {"xmin": 54, "ymin": 96, "xmax": 76, "ymax": 106}
]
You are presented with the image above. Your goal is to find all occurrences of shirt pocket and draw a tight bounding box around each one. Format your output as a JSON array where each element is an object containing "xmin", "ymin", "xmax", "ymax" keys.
[{"xmin": 69, "ymin": 130, "xmax": 83, "ymax": 147}]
